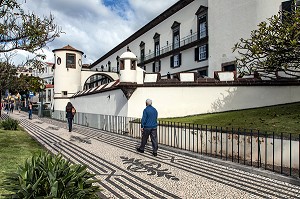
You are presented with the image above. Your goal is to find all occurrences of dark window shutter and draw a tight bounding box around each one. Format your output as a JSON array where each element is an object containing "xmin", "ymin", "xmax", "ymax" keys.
[
  {"xmin": 152, "ymin": 63, "xmax": 155, "ymax": 72},
  {"xmin": 206, "ymin": 44, "xmax": 209, "ymax": 59},
  {"xmin": 179, "ymin": 53, "xmax": 182, "ymax": 66},
  {"xmin": 159, "ymin": 61, "xmax": 161, "ymax": 71},
  {"xmin": 195, "ymin": 47, "xmax": 199, "ymax": 61},
  {"xmin": 282, "ymin": 0, "xmax": 293, "ymax": 12},
  {"xmin": 170, "ymin": 56, "xmax": 174, "ymax": 68}
]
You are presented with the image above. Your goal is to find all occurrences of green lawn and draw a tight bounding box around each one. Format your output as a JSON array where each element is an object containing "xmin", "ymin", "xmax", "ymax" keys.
[
  {"xmin": 0, "ymin": 129, "xmax": 46, "ymax": 198},
  {"xmin": 160, "ymin": 102, "xmax": 300, "ymax": 135}
]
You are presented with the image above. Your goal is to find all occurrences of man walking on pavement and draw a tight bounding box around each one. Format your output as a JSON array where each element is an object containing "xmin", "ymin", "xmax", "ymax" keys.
[{"xmin": 136, "ymin": 99, "xmax": 158, "ymax": 157}]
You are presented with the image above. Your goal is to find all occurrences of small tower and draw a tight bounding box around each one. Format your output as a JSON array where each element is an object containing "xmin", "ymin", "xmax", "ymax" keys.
[
  {"xmin": 52, "ymin": 45, "xmax": 83, "ymax": 110},
  {"xmin": 119, "ymin": 51, "xmax": 137, "ymax": 83}
]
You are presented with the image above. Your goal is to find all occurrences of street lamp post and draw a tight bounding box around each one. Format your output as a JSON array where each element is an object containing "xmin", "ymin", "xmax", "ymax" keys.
[{"xmin": 38, "ymin": 84, "xmax": 45, "ymax": 117}]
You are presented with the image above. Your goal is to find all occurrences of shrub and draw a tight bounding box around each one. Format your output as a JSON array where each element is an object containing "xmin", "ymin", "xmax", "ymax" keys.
[
  {"xmin": 3, "ymin": 152, "xmax": 101, "ymax": 199},
  {"xmin": 0, "ymin": 118, "xmax": 19, "ymax": 130}
]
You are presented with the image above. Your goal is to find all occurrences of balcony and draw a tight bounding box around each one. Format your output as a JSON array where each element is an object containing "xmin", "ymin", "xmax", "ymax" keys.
[{"xmin": 138, "ymin": 32, "xmax": 200, "ymax": 64}]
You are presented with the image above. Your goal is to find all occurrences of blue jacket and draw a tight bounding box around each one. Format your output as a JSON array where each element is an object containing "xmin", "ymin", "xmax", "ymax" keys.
[{"xmin": 141, "ymin": 105, "xmax": 158, "ymax": 128}]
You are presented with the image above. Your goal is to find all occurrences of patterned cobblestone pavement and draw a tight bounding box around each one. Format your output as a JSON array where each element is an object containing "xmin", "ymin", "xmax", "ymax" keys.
[{"xmin": 7, "ymin": 112, "xmax": 300, "ymax": 199}]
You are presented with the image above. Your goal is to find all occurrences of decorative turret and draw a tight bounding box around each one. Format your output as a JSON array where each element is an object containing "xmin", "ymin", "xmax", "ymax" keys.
[
  {"xmin": 119, "ymin": 50, "xmax": 144, "ymax": 84},
  {"xmin": 52, "ymin": 45, "xmax": 83, "ymax": 98}
]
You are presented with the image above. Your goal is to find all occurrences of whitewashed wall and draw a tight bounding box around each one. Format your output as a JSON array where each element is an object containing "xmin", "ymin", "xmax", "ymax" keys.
[
  {"xmin": 127, "ymin": 85, "xmax": 300, "ymax": 118},
  {"xmin": 208, "ymin": 0, "xmax": 284, "ymax": 77},
  {"xmin": 63, "ymin": 85, "xmax": 300, "ymax": 119},
  {"xmin": 54, "ymin": 98, "xmax": 70, "ymax": 111},
  {"xmin": 53, "ymin": 50, "xmax": 83, "ymax": 97},
  {"xmin": 70, "ymin": 89, "xmax": 128, "ymax": 116}
]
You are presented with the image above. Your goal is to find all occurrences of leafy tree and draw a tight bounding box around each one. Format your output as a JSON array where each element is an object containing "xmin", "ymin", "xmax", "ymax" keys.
[
  {"xmin": 0, "ymin": 57, "xmax": 17, "ymax": 115},
  {"xmin": 0, "ymin": 0, "xmax": 62, "ymax": 114},
  {"xmin": 233, "ymin": 2, "xmax": 300, "ymax": 79},
  {"xmin": 0, "ymin": 0, "xmax": 62, "ymax": 53}
]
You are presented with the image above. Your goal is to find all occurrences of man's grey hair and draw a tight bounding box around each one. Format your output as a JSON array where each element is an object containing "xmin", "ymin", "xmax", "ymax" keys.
[{"xmin": 146, "ymin": 99, "xmax": 152, "ymax": 106}]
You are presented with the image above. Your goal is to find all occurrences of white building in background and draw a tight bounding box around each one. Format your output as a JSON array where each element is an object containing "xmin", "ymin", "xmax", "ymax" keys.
[
  {"xmin": 90, "ymin": 0, "xmax": 295, "ymax": 78},
  {"xmin": 16, "ymin": 61, "xmax": 55, "ymax": 106},
  {"xmin": 51, "ymin": 0, "xmax": 300, "ymax": 119}
]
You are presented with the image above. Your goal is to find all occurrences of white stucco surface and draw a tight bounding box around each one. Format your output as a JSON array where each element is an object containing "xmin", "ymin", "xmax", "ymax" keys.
[
  {"xmin": 53, "ymin": 50, "xmax": 82, "ymax": 97},
  {"xmin": 208, "ymin": 0, "xmax": 284, "ymax": 77},
  {"xmin": 70, "ymin": 89, "xmax": 128, "ymax": 116},
  {"xmin": 127, "ymin": 85, "xmax": 300, "ymax": 118},
  {"xmin": 64, "ymin": 85, "xmax": 300, "ymax": 119}
]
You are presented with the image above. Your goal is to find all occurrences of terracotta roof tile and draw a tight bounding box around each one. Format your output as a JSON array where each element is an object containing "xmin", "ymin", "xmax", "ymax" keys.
[{"xmin": 52, "ymin": 45, "xmax": 84, "ymax": 54}]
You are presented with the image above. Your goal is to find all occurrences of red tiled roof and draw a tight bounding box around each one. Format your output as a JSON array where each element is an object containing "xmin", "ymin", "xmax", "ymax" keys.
[
  {"xmin": 45, "ymin": 84, "xmax": 54, "ymax": 88},
  {"xmin": 52, "ymin": 45, "xmax": 84, "ymax": 54}
]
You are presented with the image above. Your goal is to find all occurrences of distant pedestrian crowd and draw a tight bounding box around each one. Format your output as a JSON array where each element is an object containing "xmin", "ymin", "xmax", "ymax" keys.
[{"xmin": 1, "ymin": 100, "xmax": 22, "ymax": 114}]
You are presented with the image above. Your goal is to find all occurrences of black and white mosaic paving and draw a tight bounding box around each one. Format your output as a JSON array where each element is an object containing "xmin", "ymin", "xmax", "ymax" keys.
[{"xmin": 9, "ymin": 114, "xmax": 300, "ymax": 199}]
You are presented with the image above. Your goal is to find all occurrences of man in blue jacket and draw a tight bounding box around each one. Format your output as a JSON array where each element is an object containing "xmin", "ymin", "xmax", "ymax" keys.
[{"xmin": 137, "ymin": 99, "xmax": 158, "ymax": 156}]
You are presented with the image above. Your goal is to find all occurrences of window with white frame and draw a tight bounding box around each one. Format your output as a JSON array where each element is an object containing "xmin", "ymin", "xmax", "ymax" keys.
[
  {"xmin": 196, "ymin": 5, "xmax": 208, "ymax": 40},
  {"xmin": 174, "ymin": 54, "xmax": 179, "ymax": 67},
  {"xmin": 199, "ymin": 45, "xmax": 207, "ymax": 60},
  {"xmin": 155, "ymin": 41, "xmax": 160, "ymax": 56},
  {"xmin": 170, "ymin": 54, "xmax": 181, "ymax": 68},
  {"xmin": 195, "ymin": 44, "xmax": 208, "ymax": 61},
  {"xmin": 199, "ymin": 19, "xmax": 207, "ymax": 39},
  {"xmin": 153, "ymin": 33, "xmax": 160, "ymax": 57},
  {"xmin": 66, "ymin": 53, "xmax": 76, "ymax": 68},
  {"xmin": 172, "ymin": 21, "xmax": 180, "ymax": 49},
  {"xmin": 173, "ymin": 33, "xmax": 180, "ymax": 49},
  {"xmin": 152, "ymin": 61, "xmax": 161, "ymax": 72},
  {"xmin": 48, "ymin": 90, "xmax": 51, "ymax": 102}
]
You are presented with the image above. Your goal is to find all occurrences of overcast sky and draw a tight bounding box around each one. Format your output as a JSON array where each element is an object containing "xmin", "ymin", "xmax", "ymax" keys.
[{"xmin": 13, "ymin": 0, "xmax": 178, "ymax": 65}]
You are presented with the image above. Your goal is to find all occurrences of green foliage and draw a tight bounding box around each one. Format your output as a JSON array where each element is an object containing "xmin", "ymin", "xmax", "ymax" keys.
[
  {"xmin": 160, "ymin": 102, "xmax": 300, "ymax": 136},
  {"xmin": 0, "ymin": 0, "xmax": 62, "ymax": 53},
  {"xmin": 0, "ymin": 0, "xmax": 62, "ymax": 94},
  {"xmin": 233, "ymin": 2, "xmax": 300, "ymax": 79},
  {"xmin": 0, "ymin": 129, "xmax": 46, "ymax": 197},
  {"xmin": 3, "ymin": 152, "xmax": 101, "ymax": 199},
  {"xmin": 0, "ymin": 118, "xmax": 19, "ymax": 130}
]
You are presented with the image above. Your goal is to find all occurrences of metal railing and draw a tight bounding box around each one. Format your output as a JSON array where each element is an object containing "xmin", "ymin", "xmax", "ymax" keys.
[
  {"xmin": 52, "ymin": 111, "xmax": 300, "ymax": 178},
  {"xmin": 139, "ymin": 32, "xmax": 199, "ymax": 63}
]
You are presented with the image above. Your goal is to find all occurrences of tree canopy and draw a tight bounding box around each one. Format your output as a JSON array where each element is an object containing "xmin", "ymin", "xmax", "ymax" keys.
[
  {"xmin": 233, "ymin": 3, "xmax": 300, "ymax": 79},
  {"xmin": 0, "ymin": 0, "xmax": 61, "ymax": 115},
  {"xmin": 0, "ymin": 0, "xmax": 62, "ymax": 53}
]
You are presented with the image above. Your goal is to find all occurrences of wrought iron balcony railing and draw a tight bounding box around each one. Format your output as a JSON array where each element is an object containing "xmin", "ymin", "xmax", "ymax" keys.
[{"xmin": 138, "ymin": 32, "xmax": 199, "ymax": 63}]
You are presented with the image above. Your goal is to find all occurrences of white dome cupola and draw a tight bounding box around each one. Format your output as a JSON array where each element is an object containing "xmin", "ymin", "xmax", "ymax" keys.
[{"xmin": 119, "ymin": 48, "xmax": 139, "ymax": 83}]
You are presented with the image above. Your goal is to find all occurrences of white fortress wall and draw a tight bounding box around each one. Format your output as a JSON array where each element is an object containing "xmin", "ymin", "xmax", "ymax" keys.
[
  {"xmin": 70, "ymin": 89, "xmax": 128, "ymax": 117},
  {"xmin": 127, "ymin": 85, "xmax": 300, "ymax": 118}
]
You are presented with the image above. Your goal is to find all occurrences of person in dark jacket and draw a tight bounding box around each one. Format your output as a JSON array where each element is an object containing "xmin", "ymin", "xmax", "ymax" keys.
[
  {"xmin": 28, "ymin": 102, "xmax": 33, "ymax": 119},
  {"xmin": 66, "ymin": 102, "xmax": 75, "ymax": 132},
  {"xmin": 136, "ymin": 99, "xmax": 158, "ymax": 157}
]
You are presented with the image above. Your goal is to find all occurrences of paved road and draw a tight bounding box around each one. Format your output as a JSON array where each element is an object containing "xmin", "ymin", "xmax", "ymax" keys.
[{"xmin": 7, "ymin": 112, "xmax": 300, "ymax": 198}]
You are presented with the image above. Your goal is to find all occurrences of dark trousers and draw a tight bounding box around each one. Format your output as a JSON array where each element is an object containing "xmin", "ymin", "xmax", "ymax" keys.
[
  {"xmin": 139, "ymin": 128, "xmax": 158, "ymax": 153},
  {"xmin": 67, "ymin": 118, "xmax": 73, "ymax": 132},
  {"xmin": 28, "ymin": 110, "xmax": 32, "ymax": 119}
]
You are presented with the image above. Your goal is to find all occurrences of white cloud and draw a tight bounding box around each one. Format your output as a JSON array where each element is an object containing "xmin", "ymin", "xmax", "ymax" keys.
[{"xmin": 13, "ymin": 0, "xmax": 178, "ymax": 65}]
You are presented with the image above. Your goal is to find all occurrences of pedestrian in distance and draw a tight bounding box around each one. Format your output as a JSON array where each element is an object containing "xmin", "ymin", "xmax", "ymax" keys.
[
  {"xmin": 66, "ymin": 102, "xmax": 76, "ymax": 132},
  {"xmin": 10, "ymin": 101, "xmax": 14, "ymax": 113},
  {"xmin": 136, "ymin": 99, "xmax": 158, "ymax": 157},
  {"xmin": 5, "ymin": 102, "xmax": 9, "ymax": 114},
  {"xmin": 28, "ymin": 102, "xmax": 33, "ymax": 119}
]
